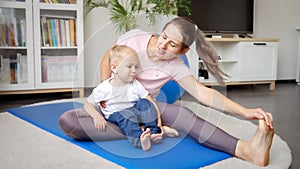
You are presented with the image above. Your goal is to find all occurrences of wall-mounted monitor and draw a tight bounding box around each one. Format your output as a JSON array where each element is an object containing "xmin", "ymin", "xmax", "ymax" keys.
[{"xmin": 179, "ymin": 0, "xmax": 254, "ymax": 36}]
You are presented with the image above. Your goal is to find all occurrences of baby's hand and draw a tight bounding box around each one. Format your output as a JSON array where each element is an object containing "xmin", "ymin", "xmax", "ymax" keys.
[
  {"xmin": 93, "ymin": 115, "xmax": 107, "ymax": 131},
  {"xmin": 162, "ymin": 126, "xmax": 179, "ymax": 137}
]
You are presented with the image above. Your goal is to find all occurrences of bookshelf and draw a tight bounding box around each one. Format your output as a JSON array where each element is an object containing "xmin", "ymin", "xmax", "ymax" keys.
[{"xmin": 0, "ymin": 0, "xmax": 84, "ymax": 97}]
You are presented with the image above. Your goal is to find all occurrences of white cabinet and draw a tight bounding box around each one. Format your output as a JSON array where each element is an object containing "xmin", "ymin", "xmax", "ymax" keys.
[
  {"xmin": 189, "ymin": 38, "xmax": 279, "ymax": 90},
  {"xmin": 0, "ymin": 0, "xmax": 34, "ymax": 91},
  {"xmin": 239, "ymin": 42, "xmax": 278, "ymax": 81},
  {"xmin": 0, "ymin": 0, "xmax": 84, "ymax": 96}
]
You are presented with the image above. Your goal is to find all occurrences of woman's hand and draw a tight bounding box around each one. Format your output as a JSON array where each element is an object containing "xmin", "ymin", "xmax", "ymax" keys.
[
  {"xmin": 93, "ymin": 115, "xmax": 107, "ymax": 131},
  {"xmin": 242, "ymin": 108, "xmax": 274, "ymax": 129}
]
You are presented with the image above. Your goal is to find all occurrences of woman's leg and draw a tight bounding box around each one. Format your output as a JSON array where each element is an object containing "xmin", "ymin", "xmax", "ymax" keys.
[
  {"xmin": 58, "ymin": 108, "xmax": 126, "ymax": 141},
  {"xmin": 156, "ymin": 102, "xmax": 238, "ymax": 155},
  {"xmin": 157, "ymin": 102, "xmax": 274, "ymax": 166}
]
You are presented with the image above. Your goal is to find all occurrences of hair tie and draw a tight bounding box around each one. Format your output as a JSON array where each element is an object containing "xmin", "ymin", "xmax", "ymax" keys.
[{"xmin": 195, "ymin": 25, "xmax": 198, "ymax": 31}]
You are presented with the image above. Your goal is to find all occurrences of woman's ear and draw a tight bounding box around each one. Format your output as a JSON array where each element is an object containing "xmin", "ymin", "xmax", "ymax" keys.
[{"xmin": 180, "ymin": 47, "xmax": 190, "ymax": 55}]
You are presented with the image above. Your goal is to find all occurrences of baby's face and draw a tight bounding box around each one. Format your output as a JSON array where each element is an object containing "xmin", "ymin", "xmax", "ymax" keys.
[{"xmin": 116, "ymin": 54, "xmax": 140, "ymax": 83}]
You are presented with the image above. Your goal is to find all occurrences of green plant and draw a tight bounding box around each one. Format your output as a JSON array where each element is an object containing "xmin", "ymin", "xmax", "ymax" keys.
[{"xmin": 84, "ymin": 0, "xmax": 191, "ymax": 33}]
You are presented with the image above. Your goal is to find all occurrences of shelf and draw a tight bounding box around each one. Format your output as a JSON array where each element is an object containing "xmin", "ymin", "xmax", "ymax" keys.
[
  {"xmin": 39, "ymin": 3, "xmax": 77, "ymax": 11},
  {"xmin": 206, "ymin": 38, "xmax": 279, "ymax": 42},
  {"xmin": 0, "ymin": 1, "xmax": 29, "ymax": 8},
  {"xmin": 0, "ymin": 88, "xmax": 84, "ymax": 97},
  {"xmin": 199, "ymin": 60, "xmax": 239, "ymax": 63},
  {"xmin": 199, "ymin": 80, "xmax": 276, "ymax": 91}
]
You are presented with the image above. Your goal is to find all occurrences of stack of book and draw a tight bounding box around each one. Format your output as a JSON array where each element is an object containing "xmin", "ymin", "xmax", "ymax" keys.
[
  {"xmin": 40, "ymin": 15, "xmax": 76, "ymax": 47},
  {"xmin": 41, "ymin": 55, "xmax": 78, "ymax": 82},
  {"xmin": 42, "ymin": 0, "xmax": 76, "ymax": 4},
  {"xmin": 0, "ymin": 53, "xmax": 27, "ymax": 84},
  {"xmin": 0, "ymin": 15, "xmax": 26, "ymax": 47}
]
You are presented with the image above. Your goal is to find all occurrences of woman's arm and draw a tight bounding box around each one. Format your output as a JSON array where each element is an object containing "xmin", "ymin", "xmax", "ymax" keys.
[
  {"xmin": 100, "ymin": 43, "xmax": 116, "ymax": 81},
  {"xmin": 177, "ymin": 75, "xmax": 273, "ymax": 128}
]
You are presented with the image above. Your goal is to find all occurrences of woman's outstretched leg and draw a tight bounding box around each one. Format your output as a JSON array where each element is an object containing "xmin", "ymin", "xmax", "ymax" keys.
[
  {"xmin": 157, "ymin": 102, "xmax": 238, "ymax": 155},
  {"xmin": 58, "ymin": 108, "xmax": 126, "ymax": 141},
  {"xmin": 157, "ymin": 102, "xmax": 274, "ymax": 166}
]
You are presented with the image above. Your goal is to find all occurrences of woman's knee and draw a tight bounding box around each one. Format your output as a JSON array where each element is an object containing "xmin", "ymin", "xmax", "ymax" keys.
[{"xmin": 58, "ymin": 108, "xmax": 90, "ymax": 140}]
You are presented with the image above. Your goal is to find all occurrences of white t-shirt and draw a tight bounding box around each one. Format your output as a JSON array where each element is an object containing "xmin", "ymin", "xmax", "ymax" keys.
[{"xmin": 87, "ymin": 78, "xmax": 149, "ymax": 119}]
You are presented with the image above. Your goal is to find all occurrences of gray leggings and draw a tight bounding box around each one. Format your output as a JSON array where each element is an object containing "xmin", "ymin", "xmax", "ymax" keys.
[{"xmin": 58, "ymin": 102, "xmax": 238, "ymax": 155}]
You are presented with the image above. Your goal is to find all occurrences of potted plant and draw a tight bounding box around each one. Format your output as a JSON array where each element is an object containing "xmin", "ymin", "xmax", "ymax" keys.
[{"xmin": 84, "ymin": 0, "xmax": 191, "ymax": 33}]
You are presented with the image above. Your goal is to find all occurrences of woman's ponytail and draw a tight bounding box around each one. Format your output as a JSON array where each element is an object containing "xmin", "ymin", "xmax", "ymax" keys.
[
  {"xmin": 164, "ymin": 17, "xmax": 229, "ymax": 85},
  {"xmin": 194, "ymin": 28, "xmax": 229, "ymax": 85}
]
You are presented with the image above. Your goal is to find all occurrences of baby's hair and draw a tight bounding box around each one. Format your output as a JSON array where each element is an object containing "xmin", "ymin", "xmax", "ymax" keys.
[{"xmin": 109, "ymin": 45, "xmax": 138, "ymax": 65}]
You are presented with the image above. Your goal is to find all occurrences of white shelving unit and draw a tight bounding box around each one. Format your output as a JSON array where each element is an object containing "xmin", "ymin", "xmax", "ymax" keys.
[
  {"xmin": 0, "ymin": 0, "xmax": 84, "ymax": 97},
  {"xmin": 0, "ymin": 0, "xmax": 34, "ymax": 91},
  {"xmin": 188, "ymin": 38, "xmax": 279, "ymax": 90}
]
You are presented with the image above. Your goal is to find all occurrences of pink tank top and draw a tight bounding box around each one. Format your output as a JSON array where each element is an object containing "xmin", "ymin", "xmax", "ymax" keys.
[{"xmin": 117, "ymin": 29, "xmax": 191, "ymax": 98}]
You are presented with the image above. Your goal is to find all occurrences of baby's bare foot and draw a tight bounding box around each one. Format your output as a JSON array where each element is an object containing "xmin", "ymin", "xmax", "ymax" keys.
[
  {"xmin": 140, "ymin": 128, "xmax": 151, "ymax": 151},
  {"xmin": 151, "ymin": 133, "xmax": 162, "ymax": 144},
  {"xmin": 163, "ymin": 126, "xmax": 179, "ymax": 137}
]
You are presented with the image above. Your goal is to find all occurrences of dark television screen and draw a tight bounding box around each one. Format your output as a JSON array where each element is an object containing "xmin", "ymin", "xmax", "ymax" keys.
[{"xmin": 179, "ymin": 0, "xmax": 254, "ymax": 34}]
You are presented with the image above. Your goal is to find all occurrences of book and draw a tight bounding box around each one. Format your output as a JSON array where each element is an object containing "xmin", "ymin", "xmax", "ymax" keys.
[
  {"xmin": 18, "ymin": 53, "xmax": 28, "ymax": 84},
  {"xmin": 65, "ymin": 19, "xmax": 70, "ymax": 47},
  {"xmin": 69, "ymin": 19, "xmax": 76, "ymax": 46},
  {"xmin": 9, "ymin": 54, "xmax": 19, "ymax": 84},
  {"xmin": 0, "ymin": 55, "xmax": 10, "ymax": 84},
  {"xmin": 20, "ymin": 16, "xmax": 26, "ymax": 46},
  {"xmin": 40, "ymin": 16, "xmax": 49, "ymax": 47},
  {"xmin": 12, "ymin": 15, "xmax": 18, "ymax": 46},
  {"xmin": 51, "ymin": 19, "xmax": 57, "ymax": 47}
]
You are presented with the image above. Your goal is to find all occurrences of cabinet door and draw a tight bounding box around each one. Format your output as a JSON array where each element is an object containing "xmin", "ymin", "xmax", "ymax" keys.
[
  {"xmin": 33, "ymin": 0, "xmax": 84, "ymax": 89},
  {"xmin": 0, "ymin": 0, "xmax": 34, "ymax": 91},
  {"xmin": 239, "ymin": 42, "xmax": 278, "ymax": 81}
]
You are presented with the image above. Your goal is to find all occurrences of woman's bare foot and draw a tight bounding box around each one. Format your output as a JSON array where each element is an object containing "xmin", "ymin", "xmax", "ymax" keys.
[
  {"xmin": 235, "ymin": 119, "xmax": 275, "ymax": 166},
  {"xmin": 162, "ymin": 126, "xmax": 179, "ymax": 137},
  {"xmin": 151, "ymin": 133, "xmax": 163, "ymax": 144},
  {"xmin": 140, "ymin": 128, "xmax": 151, "ymax": 151}
]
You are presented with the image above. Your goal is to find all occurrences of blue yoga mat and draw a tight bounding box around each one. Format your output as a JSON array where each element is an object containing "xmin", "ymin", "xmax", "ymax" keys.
[{"xmin": 7, "ymin": 102, "xmax": 232, "ymax": 169}]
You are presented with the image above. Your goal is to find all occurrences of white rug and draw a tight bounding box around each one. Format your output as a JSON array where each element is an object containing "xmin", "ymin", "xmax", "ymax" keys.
[{"xmin": 0, "ymin": 98, "xmax": 292, "ymax": 169}]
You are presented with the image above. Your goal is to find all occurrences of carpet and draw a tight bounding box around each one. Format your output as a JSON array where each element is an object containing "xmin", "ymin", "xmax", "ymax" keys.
[
  {"xmin": 0, "ymin": 98, "xmax": 292, "ymax": 169},
  {"xmin": 6, "ymin": 101, "xmax": 231, "ymax": 169}
]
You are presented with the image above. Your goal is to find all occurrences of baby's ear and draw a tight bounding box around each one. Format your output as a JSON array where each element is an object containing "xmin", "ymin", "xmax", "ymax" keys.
[{"xmin": 111, "ymin": 64, "xmax": 117, "ymax": 73}]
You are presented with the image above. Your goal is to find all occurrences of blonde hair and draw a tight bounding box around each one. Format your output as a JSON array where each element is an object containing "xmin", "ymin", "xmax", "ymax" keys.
[{"xmin": 109, "ymin": 45, "xmax": 138, "ymax": 65}]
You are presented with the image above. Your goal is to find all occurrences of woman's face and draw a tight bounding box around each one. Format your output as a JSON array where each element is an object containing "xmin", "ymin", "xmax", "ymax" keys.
[{"xmin": 153, "ymin": 24, "xmax": 187, "ymax": 61}]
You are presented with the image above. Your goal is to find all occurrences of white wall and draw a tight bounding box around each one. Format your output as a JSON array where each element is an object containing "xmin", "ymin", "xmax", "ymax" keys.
[
  {"xmin": 254, "ymin": 0, "xmax": 300, "ymax": 80},
  {"xmin": 84, "ymin": 0, "xmax": 300, "ymax": 87},
  {"xmin": 83, "ymin": 7, "xmax": 171, "ymax": 87}
]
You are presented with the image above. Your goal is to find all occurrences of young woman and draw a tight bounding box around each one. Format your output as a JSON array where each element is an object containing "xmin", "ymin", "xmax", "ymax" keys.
[{"xmin": 59, "ymin": 17, "xmax": 274, "ymax": 166}]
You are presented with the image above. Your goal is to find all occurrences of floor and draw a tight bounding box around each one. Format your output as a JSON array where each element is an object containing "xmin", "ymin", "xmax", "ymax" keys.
[{"xmin": 0, "ymin": 82, "xmax": 299, "ymax": 169}]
